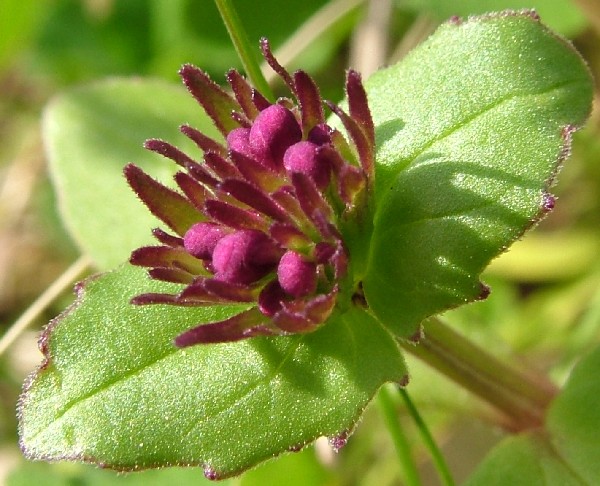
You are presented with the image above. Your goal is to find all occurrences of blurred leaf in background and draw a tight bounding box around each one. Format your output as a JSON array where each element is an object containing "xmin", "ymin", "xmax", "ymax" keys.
[
  {"xmin": 0, "ymin": 0, "xmax": 48, "ymax": 71},
  {"xmin": 403, "ymin": 0, "xmax": 587, "ymax": 36},
  {"xmin": 28, "ymin": 0, "xmax": 349, "ymax": 83}
]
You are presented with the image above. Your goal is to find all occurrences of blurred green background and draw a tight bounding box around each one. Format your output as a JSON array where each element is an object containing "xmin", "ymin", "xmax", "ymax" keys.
[{"xmin": 0, "ymin": 0, "xmax": 598, "ymax": 484}]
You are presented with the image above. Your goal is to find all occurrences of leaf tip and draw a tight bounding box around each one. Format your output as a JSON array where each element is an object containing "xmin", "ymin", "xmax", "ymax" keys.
[
  {"xmin": 407, "ymin": 325, "xmax": 424, "ymax": 344},
  {"xmin": 398, "ymin": 374, "xmax": 410, "ymax": 387},
  {"xmin": 476, "ymin": 282, "xmax": 491, "ymax": 301},
  {"xmin": 328, "ymin": 429, "xmax": 351, "ymax": 453},
  {"xmin": 446, "ymin": 15, "xmax": 463, "ymax": 26},
  {"xmin": 203, "ymin": 465, "xmax": 221, "ymax": 481},
  {"xmin": 523, "ymin": 9, "xmax": 541, "ymax": 21}
]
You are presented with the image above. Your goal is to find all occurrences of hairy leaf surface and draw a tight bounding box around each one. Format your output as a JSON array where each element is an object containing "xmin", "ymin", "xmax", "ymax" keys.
[
  {"xmin": 19, "ymin": 265, "xmax": 405, "ymax": 477},
  {"xmin": 362, "ymin": 12, "xmax": 592, "ymax": 336}
]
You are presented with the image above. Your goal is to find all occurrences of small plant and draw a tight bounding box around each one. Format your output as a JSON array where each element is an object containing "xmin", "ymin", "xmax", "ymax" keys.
[{"xmin": 12, "ymin": 3, "xmax": 598, "ymax": 484}]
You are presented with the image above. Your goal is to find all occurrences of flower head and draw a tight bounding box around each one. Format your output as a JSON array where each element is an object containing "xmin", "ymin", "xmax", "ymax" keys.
[{"xmin": 126, "ymin": 39, "xmax": 375, "ymax": 347}]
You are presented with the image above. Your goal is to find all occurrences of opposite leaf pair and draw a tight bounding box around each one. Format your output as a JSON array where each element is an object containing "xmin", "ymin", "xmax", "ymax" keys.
[{"xmin": 19, "ymin": 10, "xmax": 592, "ymax": 480}]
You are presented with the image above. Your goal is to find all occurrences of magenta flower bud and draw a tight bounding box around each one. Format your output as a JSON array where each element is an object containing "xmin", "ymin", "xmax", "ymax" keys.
[
  {"xmin": 250, "ymin": 104, "xmax": 302, "ymax": 169},
  {"xmin": 226, "ymin": 127, "xmax": 253, "ymax": 159},
  {"xmin": 183, "ymin": 222, "xmax": 229, "ymax": 260},
  {"xmin": 129, "ymin": 40, "xmax": 375, "ymax": 345},
  {"xmin": 277, "ymin": 251, "xmax": 317, "ymax": 297},
  {"xmin": 212, "ymin": 229, "xmax": 280, "ymax": 285},
  {"xmin": 283, "ymin": 141, "xmax": 331, "ymax": 189}
]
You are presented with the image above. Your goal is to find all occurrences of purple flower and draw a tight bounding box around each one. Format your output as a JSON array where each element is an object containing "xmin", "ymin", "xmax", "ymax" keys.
[{"xmin": 125, "ymin": 39, "xmax": 375, "ymax": 347}]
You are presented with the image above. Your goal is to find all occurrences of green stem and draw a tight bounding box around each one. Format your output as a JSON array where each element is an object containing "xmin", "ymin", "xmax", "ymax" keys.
[
  {"xmin": 402, "ymin": 317, "xmax": 558, "ymax": 431},
  {"xmin": 214, "ymin": 0, "xmax": 274, "ymax": 100},
  {"xmin": 399, "ymin": 387, "xmax": 455, "ymax": 486},
  {"xmin": 378, "ymin": 386, "xmax": 422, "ymax": 486}
]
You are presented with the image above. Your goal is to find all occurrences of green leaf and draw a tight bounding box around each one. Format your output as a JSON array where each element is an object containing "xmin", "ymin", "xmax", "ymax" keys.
[
  {"xmin": 0, "ymin": 0, "xmax": 47, "ymax": 69},
  {"xmin": 466, "ymin": 345, "xmax": 600, "ymax": 485},
  {"xmin": 19, "ymin": 265, "xmax": 406, "ymax": 477},
  {"xmin": 463, "ymin": 434, "xmax": 583, "ymax": 486},
  {"xmin": 44, "ymin": 78, "xmax": 220, "ymax": 269},
  {"xmin": 547, "ymin": 346, "xmax": 600, "ymax": 484},
  {"xmin": 362, "ymin": 12, "xmax": 593, "ymax": 337}
]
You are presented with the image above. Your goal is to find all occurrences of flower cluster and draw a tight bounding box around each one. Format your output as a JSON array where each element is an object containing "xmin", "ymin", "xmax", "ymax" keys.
[{"xmin": 126, "ymin": 39, "xmax": 375, "ymax": 347}]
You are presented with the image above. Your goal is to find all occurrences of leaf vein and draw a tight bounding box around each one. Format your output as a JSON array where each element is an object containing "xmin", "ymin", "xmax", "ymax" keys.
[
  {"xmin": 179, "ymin": 337, "xmax": 305, "ymax": 440},
  {"xmin": 405, "ymin": 78, "xmax": 581, "ymax": 166}
]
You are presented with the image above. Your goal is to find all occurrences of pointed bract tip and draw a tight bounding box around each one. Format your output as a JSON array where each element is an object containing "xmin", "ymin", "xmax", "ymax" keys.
[
  {"xmin": 346, "ymin": 69, "xmax": 375, "ymax": 148},
  {"xmin": 259, "ymin": 37, "xmax": 270, "ymax": 50},
  {"xmin": 179, "ymin": 62, "xmax": 240, "ymax": 136},
  {"xmin": 259, "ymin": 38, "xmax": 294, "ymax": 92},
  {"xmin": 178, "ymin": 63, "xmax": 197, "ymax": 77},
  {"xmin": 123, "ymin": 162, "xmax": 140, "ymax": 179}
]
